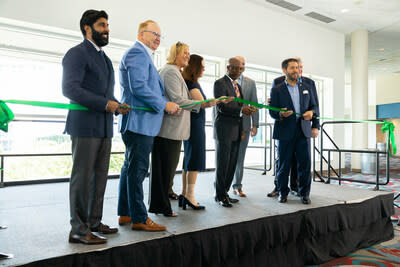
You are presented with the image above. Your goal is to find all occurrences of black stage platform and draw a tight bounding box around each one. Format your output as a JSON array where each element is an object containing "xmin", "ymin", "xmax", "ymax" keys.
[{"xmin": 0, "ymin": 171, "xmax": 394, "ymax": 267}]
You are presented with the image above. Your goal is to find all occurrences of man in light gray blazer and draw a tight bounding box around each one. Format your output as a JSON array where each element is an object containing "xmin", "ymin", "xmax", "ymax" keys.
[{"xmin": 232, "ymin": 56, "xmax": 259, "ymax": 197}]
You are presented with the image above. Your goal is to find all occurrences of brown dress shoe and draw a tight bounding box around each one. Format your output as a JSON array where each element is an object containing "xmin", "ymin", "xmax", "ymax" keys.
[
  {"xmin": 90, "ymin": 223, "xmax": 118, "ymax": 234},
  {"xmin": 131, "ymin": 218, "xmax": 166, "ymax": 231},
  {"xmin": 119, "ymin": 216, "xmax": 131, "ymax": 226},
  {"xmin": 267, "ymin": 188, "xmax": 279, "ymax": 197},
  {"xmin": 238, "ymin": 189, "xmax": 247, "ymax": 197},
  {"xmin": 68, "ymin": 231, "xmax": 107, "ymax": 245}
]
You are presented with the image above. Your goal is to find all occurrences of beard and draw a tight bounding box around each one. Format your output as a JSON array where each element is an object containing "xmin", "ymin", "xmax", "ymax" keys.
[
  {"xmin": 287, "ymin": 72, "xmax": 299, "ymax": 82},
  {"xmin": 91, "ymin": 25, "xmax": 109, "ymax": 47}
]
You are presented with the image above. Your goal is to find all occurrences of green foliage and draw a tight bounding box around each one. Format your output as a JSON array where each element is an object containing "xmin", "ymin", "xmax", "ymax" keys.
[{"xmin": 2, "ymin": 136, "xmax": 125, "ymax": 181}]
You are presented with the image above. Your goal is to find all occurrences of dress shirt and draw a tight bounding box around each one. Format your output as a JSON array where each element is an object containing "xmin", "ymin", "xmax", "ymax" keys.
[
  {"xmin": 238, "ymin": 74, "xmax": 243, "ymax": 87},
  {"xmin": 137, "ymin": 40, "xmax": 155, "ymax": 62},
  {"xmin": 284, "ymin": 79, "xmax": 300, "ymax": 118},
  {"xmin": 86, "ymin": 38, "xmax": 101, "ymax": 52}
]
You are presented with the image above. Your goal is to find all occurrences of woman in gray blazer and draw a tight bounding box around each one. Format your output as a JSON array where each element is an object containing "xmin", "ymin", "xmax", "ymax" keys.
[{"xmin": 148, "ymin": 42, "xmax": 217, "ymax": 216}]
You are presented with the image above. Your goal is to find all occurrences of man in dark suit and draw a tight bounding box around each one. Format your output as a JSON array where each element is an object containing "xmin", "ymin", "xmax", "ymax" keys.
[
  {"xmin": 62, "ymin": 10, "xmax": 129, "ymax": 244},
  {"xmin": 213, "ymin": 57, "xmax": 255, "ymax": 207},
  {"xmin": 268, "ymin": 57, "xmax": 320, "ymax": 197},
  {"xmin": 269, "ymin": 58, "xmax": 316, "ymax": 204}
]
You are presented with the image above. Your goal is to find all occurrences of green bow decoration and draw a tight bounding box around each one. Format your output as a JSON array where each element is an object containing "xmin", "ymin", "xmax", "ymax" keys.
[
  {"xmin": 381, "ymin": 120, "xmax": 396, "ymax": 155},
  {"xmin": 0, "ymin": 101, "xmax": 15, "ymax": 132}
]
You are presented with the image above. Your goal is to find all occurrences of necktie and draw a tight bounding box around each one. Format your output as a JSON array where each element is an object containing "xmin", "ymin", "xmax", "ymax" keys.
[
  {"xmin": 232, "ymin": 80, "xmax": 241, "ymax": 97},
  {"xmin": 99, "ymin": 50, "xmax": 107, "ymax": 68}
]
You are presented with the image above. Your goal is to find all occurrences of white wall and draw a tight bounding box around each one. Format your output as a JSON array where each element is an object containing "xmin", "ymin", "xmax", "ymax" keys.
[
  {"xmin": 376, "ymin": 74, "xmax": 400, "ymax": 105},
  {"xmin": 0, "ymin": 0, "xmax": 345, "ymax": 144}
]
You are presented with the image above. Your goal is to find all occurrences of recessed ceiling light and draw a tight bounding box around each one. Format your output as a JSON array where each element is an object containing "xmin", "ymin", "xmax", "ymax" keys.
[
  {"xmin": 378, "ymin": 48, "xmax": 385, "ymax": 51},
  {"xmin": 341, "ymin": 9, "xmax": 349, "ymax": 13}
]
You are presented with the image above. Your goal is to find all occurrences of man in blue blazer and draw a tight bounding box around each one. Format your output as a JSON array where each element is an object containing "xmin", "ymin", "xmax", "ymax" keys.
[
  {"xmin": 269, "ymin": 58, "xmax": 316, "ymax": 204},
  {"xmin": 62, "ymin": 10, "xmax": 128, "ymax": 245},
  {"xmin": 268, "ymin": 58, "xmax": 320, "ymax": 197},
  {"xmin": 117, "ymin": 20, "xmax": 180, "ymax": 231}
]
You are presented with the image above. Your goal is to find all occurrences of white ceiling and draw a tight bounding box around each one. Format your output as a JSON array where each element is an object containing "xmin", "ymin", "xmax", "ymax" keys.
[{"xmin": 250, "ymin": 0, "xmax": 400, "ymax": 79}]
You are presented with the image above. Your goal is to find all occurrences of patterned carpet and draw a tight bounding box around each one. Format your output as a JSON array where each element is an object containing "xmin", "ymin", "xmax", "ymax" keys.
[
  {"xmin": 312, "ymin": 157, "xmax": 400, "ymax": 266},
  {"xmin": 315, "ymin": 223, "xmax": 400, "ymax": 267}
]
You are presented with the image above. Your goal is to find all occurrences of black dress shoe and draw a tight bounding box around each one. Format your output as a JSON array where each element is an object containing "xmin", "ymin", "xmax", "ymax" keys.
[
  {"xmin": 278, "ymin": 195, "xmax": 287, "ymax": 203},
  {"xmin": 301, "ymin": 196, "xmax": 311, "ymax": 205},
  {"xmin": 90, "ymin": 223, "xmax": 118, "ymax": 234},
  {"xmin": 228, "ymin": 197, "xmax": 239, "ymax": 203},
  {"xmin": 218, "ymin": 198, "xmax": 232, "ymax": 208},
  {"xmin": 69, "ymin": 231, "xmax": 107, "ymax": 245},
  {"xmin": 182, "ymin": 197, "xmax": 205, "ymax": 210},
  {"xmin": 267, "ymin": 188, "xmax": 279, "ymax": 198}
]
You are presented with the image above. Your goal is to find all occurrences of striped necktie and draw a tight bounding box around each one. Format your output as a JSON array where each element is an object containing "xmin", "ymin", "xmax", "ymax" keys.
[{"xmin": 232, "ymin": 80, "xmax": 240, "ymax": 97}]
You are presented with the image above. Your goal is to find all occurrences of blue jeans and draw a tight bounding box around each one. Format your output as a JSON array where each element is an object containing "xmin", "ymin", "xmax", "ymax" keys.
[{"xmin": 118, "ymin": 131, "xmax": 154, "ymax": 224}]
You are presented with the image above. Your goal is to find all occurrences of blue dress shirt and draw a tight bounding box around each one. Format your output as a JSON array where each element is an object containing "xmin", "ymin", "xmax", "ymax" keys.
[{"xmin": 284, "ymin": 79, "xmax": 300, "ymax": 118}]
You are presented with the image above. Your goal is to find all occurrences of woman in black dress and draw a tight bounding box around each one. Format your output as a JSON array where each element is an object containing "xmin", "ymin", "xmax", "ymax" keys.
[{"xmin": 180, "ymin": 54, "xmax": 228, "ymax": 209}]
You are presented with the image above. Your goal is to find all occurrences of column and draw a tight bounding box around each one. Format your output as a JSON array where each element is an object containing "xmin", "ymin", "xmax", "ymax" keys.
[{"xmin": 351, "ymin": 29, "xmax": 368, "ymax": 170}]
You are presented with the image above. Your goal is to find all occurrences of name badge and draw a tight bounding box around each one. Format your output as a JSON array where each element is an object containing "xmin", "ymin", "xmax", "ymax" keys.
[{"xmin": 303, "ymin": 90, "xmax": 309, "ymax": 94}]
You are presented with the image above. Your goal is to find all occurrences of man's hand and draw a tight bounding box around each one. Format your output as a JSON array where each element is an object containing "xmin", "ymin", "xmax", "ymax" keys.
[
  {"xmin": 280, "ymin": 108, "xmax": 293, "ymax": 118},
  {"xmin": 219, "ymin": 96, "xmax": 234, "ymax": 104},
  {"xmin": 165, "ymin": 102, "xmax": 181, "ymax": 115},
  {"xmin": 117, "ymin": 103, "xmax": 130, "ymax": 115},
  {"xmin": 242, "ymin": 106, "xmax": 255, "ymax": 116},
  {"xmin": 250, "ymin": 126, "xmax": 258, "ymax": 137},
  {"xmin": 106, "ymin": 100, "xmax": 119, "ymax": 113},
  {"xmin": 241, "ymin": 130, "xmax": 246, "ymax": 141},
  {"xmin": 302, "ymin": 110, "xmax": 313, "ymax": 121},
  {"xmin": 312, "ymin": 128, "xmax": 319, "ymax": 138},
  {"xmin": 267, "ymin": 98, "xmax": 271, "ymax": 105},
  {"xmin": 202, "ymin": 99, "xmax": 218, "ymax": 108}
]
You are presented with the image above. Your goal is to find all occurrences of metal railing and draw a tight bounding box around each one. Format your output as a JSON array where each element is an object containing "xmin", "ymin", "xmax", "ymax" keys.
[
  {"xmin": 1, "ymin": 120, "xmax": 274, "ymax": 187},
  {"xmin": 314, "ymin": 121, "xmax": 390, "ymax": 190},
  {"xmin": 243, "ymin": 122, "xmax": 274, "ymax": 174}
]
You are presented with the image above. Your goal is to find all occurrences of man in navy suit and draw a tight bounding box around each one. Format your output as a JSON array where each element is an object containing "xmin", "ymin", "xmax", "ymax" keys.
[
  {"xmin": 269, "ymin": 58, "xmax": 316, "ymax": 204},
  {"xmin": 117, "ymin": 20, "xmax": 180, "ymax": 231},
  {"xmin": 62, "ymin": 10, "xmax": 129, "ymax": 244},
  {"xmin": 268, "ymin": 57, "xmax": 320, "ymax": 197}
]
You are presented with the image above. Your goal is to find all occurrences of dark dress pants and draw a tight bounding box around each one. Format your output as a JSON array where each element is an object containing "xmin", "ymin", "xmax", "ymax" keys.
[
  {"xmin": 70, "ymin": 137, "xmax": 111, "ymax": 236},
  {"xmin": 215, "ymin": 138, "xmax": 240, "ymax": 201},
  {"xmin": 232, "ymin": 130, "xmax": 250, "ymax": 190},
  {"xmin": 275, "ymin": 123, "xmax": 311, "ymax": 197},
  {"xmin": 149, "ymin": 136, "xmax": 182, "ymax": 214},
  {"xmin": 118, "ymin": 131, "xmax": 154, "ymax": 224},
  {"xmin": 273, "ymin": 144, "xmax": 308, "ymax": 192}
]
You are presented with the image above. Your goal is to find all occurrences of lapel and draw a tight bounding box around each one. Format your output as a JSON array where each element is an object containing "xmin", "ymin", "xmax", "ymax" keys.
[
  {"xmin": 223, "ymin": 75, "xmax": 235, "ymax": 96},
  {"xmin": 298, "ymin": 80, "xmax": 304, "ymax": 112},
  {"xmin": 84, "ymin": 39, "xmax": 109, "ymax": 78},
  {"xmin": 224, "ymin": 75, "xmax": 243, "ymax": 98},
  {"xmin": 103, "ymin": 53, "xmax": 114, "ymax": 88},
  {"xmin": 241, "ymin": 77, "xmax": 246, "ymax": 97},
  {"xmin": 136, "ymin": 41, "xmax": 165, "ymax": 93}
]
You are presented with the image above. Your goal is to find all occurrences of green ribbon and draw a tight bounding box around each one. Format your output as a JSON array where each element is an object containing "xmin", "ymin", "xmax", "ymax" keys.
[
  {"xmin": 0, "ymin": 101, "xmax": 15, "ymax": 132},
  {"xmin": 0, "ymin": 98, "xmax": 397, "ymax": 155},
  {"xmin": 4, "ymin": 100, "xmax": 89, "ymax": 111}
]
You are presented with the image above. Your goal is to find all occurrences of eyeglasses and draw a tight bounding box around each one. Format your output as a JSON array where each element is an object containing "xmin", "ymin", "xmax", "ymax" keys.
[
  {"xmin": 228, "ymin": 66, "xmax": 244, "ymax": 71},
  {"xmin": 142, "ymin": 30, "xmax": 163, "ymax": 39}
]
